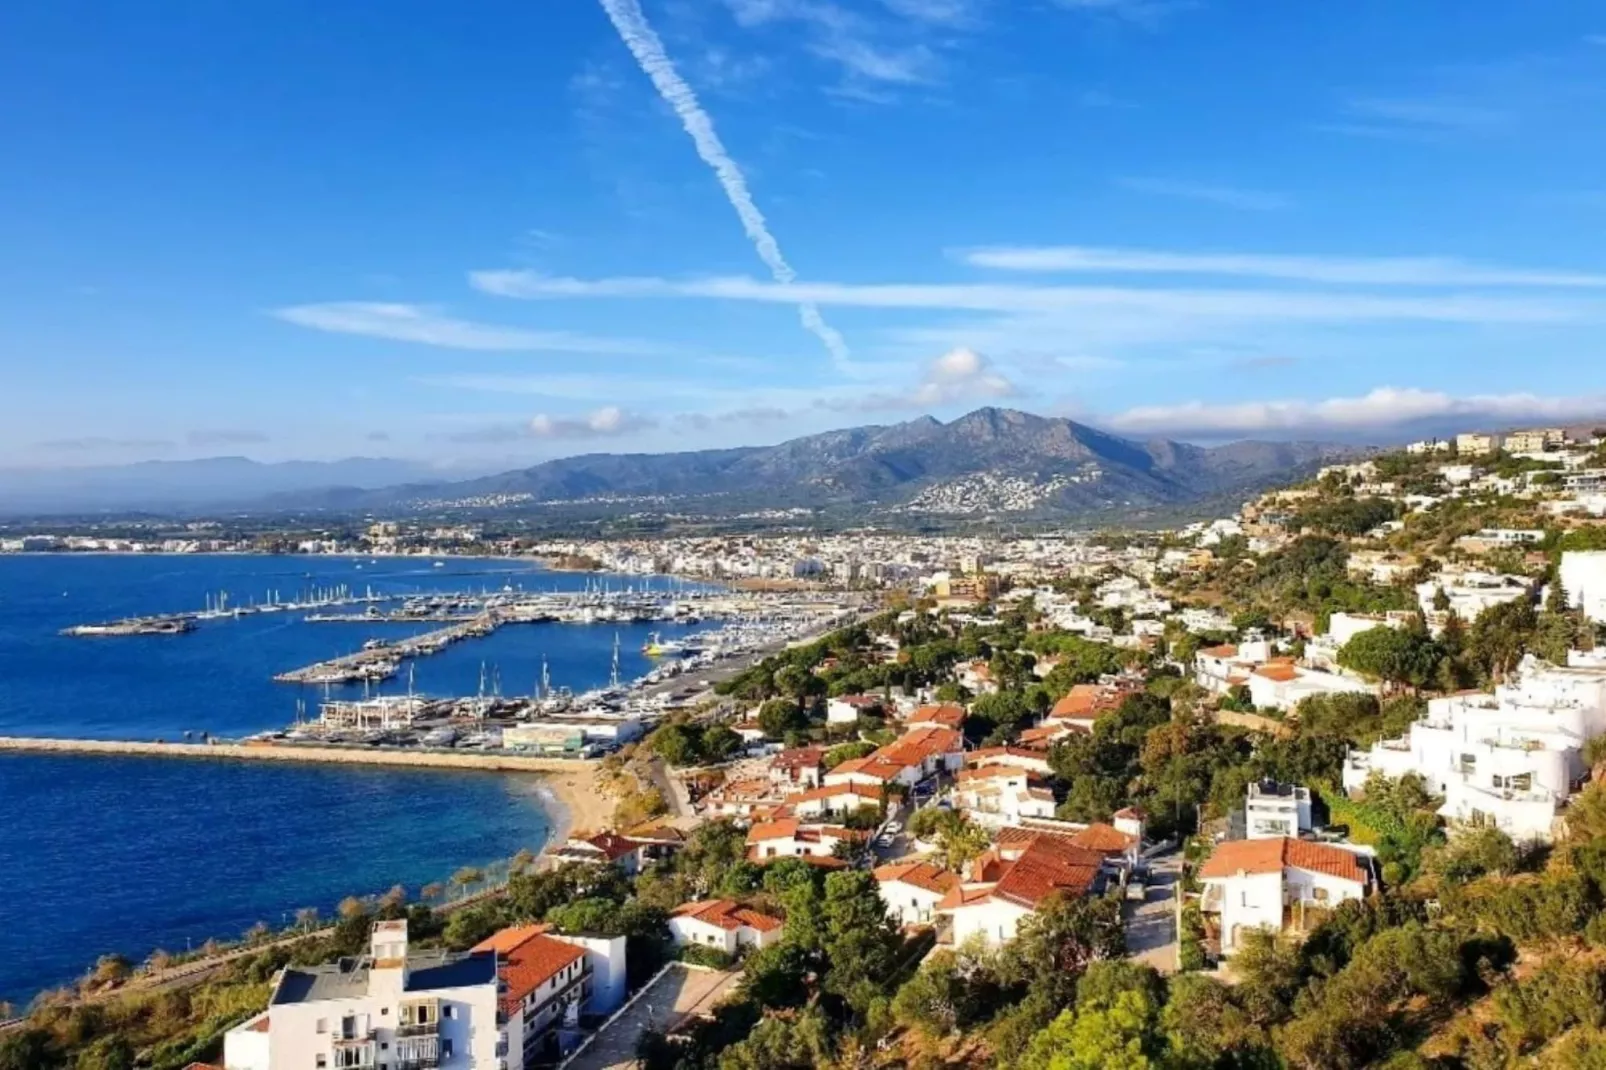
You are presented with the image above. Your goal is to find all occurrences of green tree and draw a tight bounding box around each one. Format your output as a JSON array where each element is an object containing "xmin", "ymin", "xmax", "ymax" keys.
[
  {"xmin": 650, "ymin": 723, "xmax": 702, "ymax": 767},
  {"xmin": 1000, "ymin": 894, "xmax": 1126, "ymax": 1011},
  {"xmin": 1336, "ymin": 626, "xmax": 1442, "ymax": 691},
  {"xmin": 1013, "ymin": 988, "xmax": 1163, "ymax": 1070},
  {"xmin": 701, "ymin": 724, "xmax": 743, "ymax": 763},
  {"xmin": 820, "ymin": 870, "xmax": 904, "ymax": 1014},
  {"xmin": 1467, "ymin": 598, "xmax": 1539, "ymax": 681},
  {"xmin": 758, "ymin": 698, "xmax": 806, "ymax": 739}
]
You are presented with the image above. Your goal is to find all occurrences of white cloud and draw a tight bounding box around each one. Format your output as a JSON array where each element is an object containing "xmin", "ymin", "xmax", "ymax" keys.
[
  {"xmin": 470, "ymin": 270, "xmax": 1597, "ymax": 325},
  {"xmin": 912, "ymin": 347, "xmax": 1016, "ymax": 405},
  {"xmin": 958, "ymin": 245, "xmax": 1606, "ymax": 287},
  {"xmin": 819, "ymin": 347, "xmax": 1018, "ymax": 412},
  {"xmin": 720, "ymin": 0, "xmax": 958, "ymax": 93},
  {"xmin": 1116, "ymin": 177, "xmax": 1291, "ymax": 211},
  {"xmin": 596, "ymin": 0, "xmax": 855, "ymax": 373},
  {"xmin": 1104, "ymin": 387, "xmax": 1606, "ymax": 437},
  {"xmin": 530, "ymin": 406, "xmax": 656, "ymax": 439},
  {"xmin": 274, "ymin": 302, "xmax": 662, "ymax": 354}
]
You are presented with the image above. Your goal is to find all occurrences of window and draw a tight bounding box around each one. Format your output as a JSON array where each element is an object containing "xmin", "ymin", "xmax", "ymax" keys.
[
  {"xmin": 442, "ymin": 1006, "xmax": 455, "ymax": 1020},
  {"xmin": 1312, "ymin": 887, "xmax": 1329, "ymax": 902},
  {"xmin": 380, "ymin": 1007, "xmax": 389, "ymax": 1016},
  {"xmin": 316, "ymin": 1058, "xmax": 327, "ymax": 1069},
  {"xmin": 441, "ymin": 1040, "xmax": 454, "ymax": 1060},
  {"xmin": 317, "ymin": 1019, "xmax": 328, "ymax": 1035}
]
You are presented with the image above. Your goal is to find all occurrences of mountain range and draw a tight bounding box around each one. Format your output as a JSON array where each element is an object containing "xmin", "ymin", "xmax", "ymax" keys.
[
  {"xmin": 295, "ymin": 408, "xmax": 1350, "ymax": 522},
  {"xmin": 2, "ymin": 409, "xmax": 1352, "ymax": 521}
]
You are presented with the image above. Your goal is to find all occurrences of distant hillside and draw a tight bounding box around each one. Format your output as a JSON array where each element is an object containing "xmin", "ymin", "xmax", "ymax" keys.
[
  {"xmin": 322, "ymin": 407, "xmax": 1350, "ymax": 522},
  {"xmin": 0, "ymin": 456, "xmax": 448, "ymax": 515}
]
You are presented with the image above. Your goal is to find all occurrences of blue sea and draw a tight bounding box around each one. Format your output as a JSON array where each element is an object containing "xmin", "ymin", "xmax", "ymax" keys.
[{"xmin": 0, "ymin": 554, "xmax": 701, "ymax": 1006}]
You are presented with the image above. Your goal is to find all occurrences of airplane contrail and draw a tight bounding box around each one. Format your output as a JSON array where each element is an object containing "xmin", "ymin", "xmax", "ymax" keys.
[{"xmin": 595, "ymin": 0, "xmax": 855, "ymax": 373}]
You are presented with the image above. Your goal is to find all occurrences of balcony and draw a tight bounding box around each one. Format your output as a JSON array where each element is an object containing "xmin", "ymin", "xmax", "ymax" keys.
[
  {"xmin": 396, "ymin": 1022, "xmax": 440, "ymax": 1039},
  {"xmin": 330, "ymin": 1032, "xmax": 377, "ymax": 1047},
  {"xmin": 395, "ymin": 1057, "xmax": 440, "ymax": 1070}
]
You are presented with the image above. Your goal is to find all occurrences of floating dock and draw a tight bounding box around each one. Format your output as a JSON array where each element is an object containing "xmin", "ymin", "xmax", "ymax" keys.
[{"xmin": 271, "ymin": 615, "xmax": 499, "ymax": 684}]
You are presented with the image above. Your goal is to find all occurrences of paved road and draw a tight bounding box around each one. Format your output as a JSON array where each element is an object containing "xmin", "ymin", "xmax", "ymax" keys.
[
  {"xmin": 1125, "ymin": 850, "xmax": 1184, "ymax": 973},
  {"xmin": 565, "ymin": 965, "xmax": 741, "ymax": 1070}
]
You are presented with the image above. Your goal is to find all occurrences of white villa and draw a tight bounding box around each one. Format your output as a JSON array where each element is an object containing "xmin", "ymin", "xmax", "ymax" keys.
[
  {"xmin": 668, "ymin": 900, "xmax": 783, "ymax": 955},
  {"xmin": 1198, "ymin": 838, "xmax": 1372, "ymax": 956},
  {"xmin": 1245, "ymin": 781, "xmax": 1313, "ymax": 840},
  {"xmin": 224, "ymin": 920, "xmax": 501, "ymax": 1070},
  {"xmin": 1342, "ymin": 655, "xmax": 1606, "ymax": 841}
]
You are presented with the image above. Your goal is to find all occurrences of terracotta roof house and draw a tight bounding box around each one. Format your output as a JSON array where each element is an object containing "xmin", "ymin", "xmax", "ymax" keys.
[
  {"xmin": 1198, "ymin": 837, "xmax": 1373, "ymax": 956},
  {"xmin": 906, "ymin": 703, "xmax": 966, "ymax": 730},
  {"xmin": 937, "ymin": 835, "xmax": 1108, "ymax": 947},
  {"xmin": 874, "ymin": 861, "xmax": 960, "ymax": 926},
  {"xmin": 669, "ymin": 900, "xmax": 784, "ymax": 955}
]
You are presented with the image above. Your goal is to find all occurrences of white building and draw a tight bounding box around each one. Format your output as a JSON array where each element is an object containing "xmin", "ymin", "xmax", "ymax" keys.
[
  {"xmin": 1416, "ymin": 570, "xmax": 1532, "ymax": 632},
  {"xmin": 224, "ymin": 921, "xmax": 499, "ymax": 1070},
  {"xmin": 826, "ymin": 695, "xmax": 882, "ymax": 724},
  {"xmin": 473, "ymin": 926, "xmax": 627, "ymax": 1070},
  {"xmin": 874, "ymin": 861, "xmax": 959, "ymax": 926},
  {"xmin": 952, "ymin": 764, "xmax": 1057, "ymax": 827},
  {"xmin": 668, "ymin": 900, "xmax": 783, "ymax": 955},
  {"xmin": 1245, "ymin": 781, "xmax": 1313, "ymax": 839},
  {"xmin": 746, "ymin": 819, "xmax": 865, "ymax": 862},
  {"xmin": 1560, "ymin": 550, "xmax": 1606, "ymax": 624},
  {"xmin": 1342, "ymin": 656, "xmax": 1606, "ymax": 841},
  {"xmin": 1198, "ymin": 838, "xmax": 1371, "ymax": 956},
  {"xmin": 1245, "ymin": 662, "xmax": 1377, "ymax": 712}
]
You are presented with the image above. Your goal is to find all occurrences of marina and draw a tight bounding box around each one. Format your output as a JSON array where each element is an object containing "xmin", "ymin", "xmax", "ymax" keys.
[{"xmin": 61, "ymin": 584, "xmax": 398, "ymax": 637}]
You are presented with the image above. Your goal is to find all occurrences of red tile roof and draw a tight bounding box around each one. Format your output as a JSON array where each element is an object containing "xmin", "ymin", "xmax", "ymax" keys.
[
  {"xmin": 938, "ymin": 837, "xmax": 1101, "ymax": 912},
  {"xmin": 1197, "ymin": 837, "xmax": 1368, "ymax": 883},
  {"xmin": 1068, "ymin": 822, "xmax": 1137, "ymax": 855},
  {"xmin": 770, "ymin": 746, "xmax": 826, "ymax": 770},
  {"xmin": 873, "ymin": 861, "xmax": 959, "ymax": 896},
  {"xmin": 576, "ymin": 831, "xmax": 640, "ymax": 861},
  {"xmin": 966, "ymin": 745, "xmax": 1051, "ymax": 765},
  {"xmin": 1252, "ymin": 663, "xmax": 1299, "ymax": 683},
  {"xmin": 746, "ymin": 818, "xmax": 799, "ymax": 842},
  {"xmin": 908, "ymin": 704, "xmax": 966, "ymax": 729},
  {"xmin": 993, "ymin": 828, "xmax": 1107, "ymax": 867},
  {"xmin": 993, "ymin": 836, "xmax": 1103, "ymax": 908},
  {"xmin": 671, "ymin": 899, "xmax": 783, "ymax": 933},
  {"xmin": 878, "ymin": 726, "xmax": 962, "ymax": 766},
  {"xmin": 1020, "ymin": 723, "xmax": 1075, "ymax": 744},
  {"xmin": 1199, "ymin": 644, "xmax": 1239, "ymax": 658},
  {"xmin": 474, "ymin": 928, "xmax": 586, "ymax": 1016},
  {"xmin": 785, "ymin": 783, "xmax": 883, "ymax": 806}
]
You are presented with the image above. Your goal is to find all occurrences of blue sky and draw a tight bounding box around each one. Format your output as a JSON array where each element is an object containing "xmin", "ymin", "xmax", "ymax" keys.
[{"xmin": 4, "ymin": 0, "xmax": 1606, "ymax": 469}]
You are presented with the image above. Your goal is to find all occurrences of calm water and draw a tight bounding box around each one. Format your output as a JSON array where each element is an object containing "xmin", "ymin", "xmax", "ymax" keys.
[{"xmin": 0, "ymin": 554, "xmax": 700, "ymax": 1005}]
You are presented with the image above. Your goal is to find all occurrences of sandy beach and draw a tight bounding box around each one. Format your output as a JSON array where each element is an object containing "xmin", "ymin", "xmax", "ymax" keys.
[{"xmin": 539, "ymin": 762, "xmax": 613, "ymax": 843}]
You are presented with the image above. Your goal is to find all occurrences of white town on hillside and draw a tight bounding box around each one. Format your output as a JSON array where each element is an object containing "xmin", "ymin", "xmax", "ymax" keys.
[{"xmin": 17, "ymin": 423, "xmax": 1606, "ymax": 1069}]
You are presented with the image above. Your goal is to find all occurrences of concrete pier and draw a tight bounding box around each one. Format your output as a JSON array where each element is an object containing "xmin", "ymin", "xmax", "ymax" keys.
[{"xmin": 0, "ymin": 735, "xmax": 590, "ymax": 773}]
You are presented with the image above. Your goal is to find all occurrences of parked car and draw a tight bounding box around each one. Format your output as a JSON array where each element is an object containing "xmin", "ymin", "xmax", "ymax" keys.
[
  {"xmin": 884, "ymin": 821, "xmax": 903, "ymax": 835},
  {"xmin": 1125, "ymin": 879, "xmax": 1147, "ymax": 902}
]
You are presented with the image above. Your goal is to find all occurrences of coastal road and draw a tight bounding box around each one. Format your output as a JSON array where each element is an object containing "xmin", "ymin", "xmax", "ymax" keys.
[{"xmin": 565, "ymin": 964, "xmax": 741, "ymax": 1070}]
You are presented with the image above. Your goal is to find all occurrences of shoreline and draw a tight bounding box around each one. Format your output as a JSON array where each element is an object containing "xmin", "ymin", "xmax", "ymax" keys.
[{"xmin": 0, "ymin": 745, "xmax": 602, "ymax": 1009}]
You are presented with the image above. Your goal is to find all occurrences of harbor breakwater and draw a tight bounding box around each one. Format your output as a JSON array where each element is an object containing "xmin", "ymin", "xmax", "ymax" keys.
[{"xmin": 0, "ymin": 736, "xmax": 591, "ymax": 773}]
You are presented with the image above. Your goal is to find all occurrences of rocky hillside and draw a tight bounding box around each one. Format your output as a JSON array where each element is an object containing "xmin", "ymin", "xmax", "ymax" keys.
[{"xmin": 349, "ymin": 407, "xmax": 1346, "ymax": 521}]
